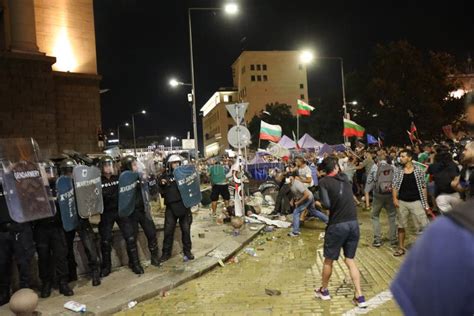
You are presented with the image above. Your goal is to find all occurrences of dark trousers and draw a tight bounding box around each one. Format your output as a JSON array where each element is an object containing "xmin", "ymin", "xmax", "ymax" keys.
[
  {"xmin": 275, "ymin": 184, "xmax": 292, "ymax": 214},
  {"xmin": 162, "ymin": 204, "xmax": 192, "ymax": 256},
  {"xmin": 65, "ymin": 218, "xmax": 100, "ymax": 273},
  {"xmin": 0, "ymin": 225, "xmax": 35, "ymax": 291},
  {"xmin": 99, "ymin": 211, "xmax": 137, "ymax": 264},
  {"xmin": 34, "ymin": 222, "xmax": 69, "ymax": 283},
  {"xmin": 130, "ymin": 209, "xmax": 158, "ymax": 253}
]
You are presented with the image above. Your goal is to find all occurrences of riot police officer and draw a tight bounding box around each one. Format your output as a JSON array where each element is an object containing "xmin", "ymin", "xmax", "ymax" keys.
[
  {"xmin": 33, "ymin": 162, "xmax": 74, "ymax": 298},
  {"xmin": 121, "ymin": 155, "xmax": 160, "ymax": 266},
  {"xmin": 60, "ymin": 158, "xmax": 101, "ymax": 286},
  {"xmin": 99, "ymin": 156, "xmax": 143, "ymax": 276},
  {"xmin": 158, "ymin": 155, "xmax": 194, "ymax": 263},
  {"xmin": 0, "ymin": 173, "xmax": 35, "ymax": 306}
]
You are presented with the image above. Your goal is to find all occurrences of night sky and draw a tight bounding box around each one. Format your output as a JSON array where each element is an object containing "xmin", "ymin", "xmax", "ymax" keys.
[{"xmin": 93, "ymin": 0, "xmax": 474, "ymax": 146}]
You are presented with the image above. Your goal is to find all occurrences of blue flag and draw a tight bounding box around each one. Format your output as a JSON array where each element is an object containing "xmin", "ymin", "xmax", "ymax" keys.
[{"xmin": 367, "ymin": 134, "xmax": 378, "ymax": 144}]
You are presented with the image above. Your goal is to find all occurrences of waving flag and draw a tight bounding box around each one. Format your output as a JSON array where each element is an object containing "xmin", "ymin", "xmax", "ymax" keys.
[
  {"xmin": 297, "ymin": 99, "xmax": 315, "ymax": 116},
  {"xmin": 343, "ymin": 119, "xmax": 365, "ymax": 137},
  {"xmin": 367, "ymin": 134, "xmax": 378, "ymax": 145},
  {"xmin": 260, "ymin": 121, "xmax": 282, "ymax": 142}
]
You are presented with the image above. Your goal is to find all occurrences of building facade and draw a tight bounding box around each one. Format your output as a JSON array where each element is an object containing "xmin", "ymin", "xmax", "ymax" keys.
[
  {"xmin": 231, "ymin": 51, "xmax": 309, "ymax": 121},
  {"xmin": 201, "ymin": 89, "xmax": 237, "ymax": 157},
  {"xmin": 0, "ymin": 0, "xmax": 101, "ymax": 156}
]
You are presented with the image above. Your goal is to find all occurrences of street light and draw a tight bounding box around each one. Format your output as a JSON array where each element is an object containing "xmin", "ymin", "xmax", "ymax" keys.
[
  {"xmin": 131, "ymin": 110, "xmax": 147, "ymax": 156},
  {"xmin": 117, "ymin": 122, "xmax": 130, "ymax": 146},
  {"xmin": 110, "ymin": 132, "xmax": 114, "ymax": 136},
  {"xmin": 166, "ymin": 136, "xmax": 177, "ymax": 151},
  {"xmin": 185, "ymin": 3, "xmax": 240, "ymax": 156},
  {"xmin": 299, "ymin": 50, "xmax": 314, "ymax": 64}
]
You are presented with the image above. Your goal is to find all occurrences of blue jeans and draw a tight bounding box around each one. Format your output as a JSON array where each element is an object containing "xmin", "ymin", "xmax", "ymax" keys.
[{"xmin": 292, "ymin": 195, "xmax": 329, "ymax": 234}]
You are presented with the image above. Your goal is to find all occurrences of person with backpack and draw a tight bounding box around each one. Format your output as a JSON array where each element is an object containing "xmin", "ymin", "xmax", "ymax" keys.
[{"xmin": 365, "ymin": 150, "xmax": 397, "ymax": 247}]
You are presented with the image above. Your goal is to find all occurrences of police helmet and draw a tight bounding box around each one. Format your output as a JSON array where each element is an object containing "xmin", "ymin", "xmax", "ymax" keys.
[
  {"xmin": 59, "ymin": 158, "xmax": 77, "ymax": 175},
  {"xmin": 121, "ymin": 155, "xmax": 137, "ymax": 171}
]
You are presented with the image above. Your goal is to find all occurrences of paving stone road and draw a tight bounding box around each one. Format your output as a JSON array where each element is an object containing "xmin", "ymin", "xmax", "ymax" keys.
[{"xmin": 118, "ymin": 208, "xmax": 418, "ymax": 315}]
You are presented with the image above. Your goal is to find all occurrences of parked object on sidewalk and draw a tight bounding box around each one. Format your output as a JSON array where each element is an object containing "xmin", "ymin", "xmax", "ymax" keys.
[
  {"xmin": 265, "ymin": 288, "xmax": 281, "ymax": 296},
  {"xmin": 8, "ymin": 289, "xmax": 38, "ymax": 315},
  {"xmin": 64, "ymin": 301, "xmax": 87, "ymax": 313}
]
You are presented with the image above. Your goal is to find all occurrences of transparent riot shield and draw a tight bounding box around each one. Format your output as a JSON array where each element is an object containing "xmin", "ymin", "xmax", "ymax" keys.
[{"xmin": 0, "ymin": 138, "xmax": 55, "ymax": 223}]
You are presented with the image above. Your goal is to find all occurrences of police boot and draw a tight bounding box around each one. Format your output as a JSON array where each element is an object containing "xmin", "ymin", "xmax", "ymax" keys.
[
  {"xmin": 100, "ymin": 251, "xmax": 111, "ymax": 277},
  {"xmin": 150, "ymin": 247, "xmax": 161, "ymax": 267},
  {"xmin": 59, "ymin": 282, "xmax": 74, "ymax": 296},
  {"xmin": 129, "ymin": 247, "xmax": 144, "ymax": 275},
  {"xmin": 183, "ymin": 251, "xmax": 195, "ymax": 261},
  {"xmin": 68, "ymin": 262, "xmax": 78, "ymax": 282},
  {"xmin": 0, "ymin": 287, "xmax": 10, "ymax": 306},
  {"xmin": 158, "ymin": 253, "xmax": 172, "ymax": 264},
  {"xmin": 91, "ymin": 269, "xmax": 101, "ymax": 287},
  {"xmin": 40, "ymin": 281, "xmax": 52, "ymax": 298}
]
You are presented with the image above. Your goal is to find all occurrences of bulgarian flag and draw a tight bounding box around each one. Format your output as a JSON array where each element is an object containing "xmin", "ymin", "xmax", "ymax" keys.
[
  {"xmin": 297, "ymin": 99, "xmax": 315, "ymax": 116},
  {"xmin": 260, "ymin": 121, "xmax": 282, "ymax": 142},
  {"xmin": 343, "ymin": 118, "xmax": 365, "ymax": 137}
]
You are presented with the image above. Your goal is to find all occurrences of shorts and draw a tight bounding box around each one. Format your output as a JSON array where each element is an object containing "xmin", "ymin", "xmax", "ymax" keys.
[
  {"xmin": 323, "ymin": 220, "xmax": 360, "ymax": 260},
  {"xmin": 396, "ymin": 200, "xmax": 429, "ymax": 229},
  {"xmin": 210, "ymin": 184, "xmax": 230, "ymax": 202}
]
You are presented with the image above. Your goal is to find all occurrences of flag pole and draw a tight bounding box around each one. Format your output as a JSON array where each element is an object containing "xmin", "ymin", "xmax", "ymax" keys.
[{"xmin": 297, "ymin": 113, "xmax": 300, "ymax": 141}]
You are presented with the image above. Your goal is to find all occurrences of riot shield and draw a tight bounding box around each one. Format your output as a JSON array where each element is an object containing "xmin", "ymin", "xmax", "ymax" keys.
[
  {"xmin": 72, "ymin": 165, "xmax": 103, "ymax": 218},
  {"xmin": 173, "ymin": 165, "xmax": 202, "ymax": 208},
  {"xmin": 118, "ymin": 171, "xmax": 139, "ymax": 217},
  {"xmin": 0, "ymin": 138, "xmax": 55, "ymax": 223},
  {"xmin": 56, "ymin": 176, "xmax": 79, "ymax": 232},
  {"xmin": 147, "ymin": 174, "xmax": 160, "ymax": 201},
  {"xmin": 139, "ymin": 172, "xmax": 152, "ymax": 217}
]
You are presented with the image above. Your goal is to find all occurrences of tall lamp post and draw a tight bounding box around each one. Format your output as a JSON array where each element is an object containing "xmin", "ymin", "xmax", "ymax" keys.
[
  {"xmin": 116, "ymin": 122, "xmax": 130, "ymax": 146},
  {"xmin": 299, "ymin": 50, "xmax": 357, "ymax": 144},
  {"xmin": 182, "ymin": 3, "xmax": 238, "ymax": 156},
  {"xmin": 131, "ymin": 110, "xmax": 146, "ymax": 155},
  {"xmin": 166, "ymin": 136, "xmax": 177, "ymax": 151}
]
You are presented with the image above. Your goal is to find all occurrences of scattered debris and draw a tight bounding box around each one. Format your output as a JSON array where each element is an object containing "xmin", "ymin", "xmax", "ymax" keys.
[
  {"xmin": 198, "ymin": 233, "xmax": 205, "ymax": 238},
  {"xmin": 257, "ymin": 247, "xmax": 264, "ymax": 251},
  {"xmin": 265, "ymin": 288, "xmax": 281, "ymax": 296},
  {"xmin": 246, "ymin": 214, "xmax": 291, "ymax": 228},
  {"xmin": 159, "ymin": 290, "xmax": 169, "ymax": 297},
  {"xmin": 218, "ymin": 259, "xmax": 225, "ymax": 267},
  {"xmin": 264, "ymin": 226, "xmax": 274, "ymax": 233},
  {"xmin": 64, "ymin": 301, "xmax": 87, "ymax": 313},
  {"xmin": 244, "ymin": 247, "xmax": 257, "ymax": 257},
  {"xmin": 227, "ymin": 256, "xmax": 239, "ymax": 264},
  {"xmin": 127, "ymin": 301, "xmax": 138, "ymax": 309},
  {"xmin": 249, "ymin": 226, "xmax": 259, "ymax": 231}
]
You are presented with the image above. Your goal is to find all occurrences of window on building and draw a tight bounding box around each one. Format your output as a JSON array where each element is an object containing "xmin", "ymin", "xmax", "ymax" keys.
[
  {"xmin": 229, "ymin": 95, "xmax": 233, "ymax": 102},
  {"xmin": 299, "ymin": 64, "xmax": 303, "ymax": 70},
  {"xmin": 250, "ymin": 64, "xmax": 255, "ymax": 71},
  {"xmin": 257, "ymin": 75, "xmax": 262, "ymax": 81},
  {"xmin": 263, "ymin": 64, "xmax": 267, "ymax": 71},
  {"xmin": 263, "ymin": 75, "xmax": 268, "ymax": 81},
  {"xmin": 300, "ymin": 94, "xmax": 305, "ymax": 99},
  {"xmin": 223, "ymin": 95, "xmax": 229, "ymax": 102},
  {"xmin": 300, "ymin": 83, "xmax": 304, "ymax": 89},
  {"xmin": 241, "ymin": 66, "xmax": 245, "ymax": 74},
  {"xmin": 251, "ymin": 75, "xmax": 256, "ymax": 81},
  {"xmin": 257, "ymin": 64, "xmax": 261, "ymax": 71}
]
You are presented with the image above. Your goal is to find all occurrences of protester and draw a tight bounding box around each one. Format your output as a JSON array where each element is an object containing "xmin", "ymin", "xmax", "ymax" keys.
[
  {"xmin": 208, "ymin": 159, "xmax": 230, "ymax": 217},
  {"xmin": 392, "ymin": 149, "xmax": 430, "ymax": 256},
  {"xmin": 315, "ymin": 157, "xmax": 367, "ymax": 308},
  {"xmin": 365, "ymin": 150, "xmax": 397, "ymax": 247},
  {"xmin": 294, "ymin": 156, "xmax": 314, "ymax": 188},
  {"xmin": 287, "ymin": 172, "xmax": 328, "ymax": 237}
]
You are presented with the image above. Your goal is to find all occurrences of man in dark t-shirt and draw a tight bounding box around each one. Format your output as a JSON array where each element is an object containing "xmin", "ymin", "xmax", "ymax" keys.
[{"xmin": 314, "ymin": 157, "xmax": 367, "ymax": 308}]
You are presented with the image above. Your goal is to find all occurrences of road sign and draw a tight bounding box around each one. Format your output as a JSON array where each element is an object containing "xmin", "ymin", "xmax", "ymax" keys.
[
  {"xmin": 227, "ymin": 126, "xmax": 251, "ymax": 149},
  {"xmin": 226, "ymin": 103, "xmax": 248, "ymax": 125}
]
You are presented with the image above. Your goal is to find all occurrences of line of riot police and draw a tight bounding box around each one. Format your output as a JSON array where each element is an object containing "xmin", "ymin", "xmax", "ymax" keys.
[{"xmin": 1, "ymin": 146, "xmax": 197, "ymax": 306}]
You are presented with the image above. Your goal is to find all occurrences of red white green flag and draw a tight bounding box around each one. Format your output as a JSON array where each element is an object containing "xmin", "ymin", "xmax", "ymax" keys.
[
  {"xmin": 260, "ymin": 121, "xmax": 282, "ymax": 142},
  {"xmin": 343, "ymin": 118, "xmax": 365, "ymax": 137},
  {"xmin": 296, "ymin": 99, "xmax": 315, "ymax": 116}
]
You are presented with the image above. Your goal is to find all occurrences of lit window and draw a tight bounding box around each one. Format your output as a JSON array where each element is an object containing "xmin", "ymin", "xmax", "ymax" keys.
[
  {"xmin": 263, "ymin": 75, "xmax": 268, "ymax": 81},
  {"xmin": 223, "ymin": 95, "xmax": 229, "ymax": 102},
  {"xmin": 251, "ymin": 75, "xmax": 255, "ymax": 81}
]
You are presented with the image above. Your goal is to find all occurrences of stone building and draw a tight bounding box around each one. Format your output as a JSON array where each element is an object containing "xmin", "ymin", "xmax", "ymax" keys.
[{"xmin": 0, "ymin": 0, "xmax": 101, "ymax": 156}]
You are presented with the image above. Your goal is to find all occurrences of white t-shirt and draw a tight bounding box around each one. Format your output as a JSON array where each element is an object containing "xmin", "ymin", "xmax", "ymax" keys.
[{"xmin": 298, "ymin": 165, "xmax": 314, "ymax": 187}]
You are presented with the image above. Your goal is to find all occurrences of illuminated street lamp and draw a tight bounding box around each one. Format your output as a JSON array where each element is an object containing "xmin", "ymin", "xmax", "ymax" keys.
[
  {"xmin": 117, "ymin": 122, "xmax": 130, "ymax": 146},
  {"xmin": 299, "ymin": 50, "xmax": 314, "ymax": 64},
  {"xmin": 132, "ymin": 110, "xmax": 147, "ymax": 155},
  {"xmin": 166, "ymin": 136, "xmax": 177, "ymax": 151}
]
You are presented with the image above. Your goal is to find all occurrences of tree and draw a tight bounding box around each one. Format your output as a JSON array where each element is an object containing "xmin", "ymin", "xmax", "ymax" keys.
[
  {"xmin": 347, "ymin": 41, "xmax": 464, "ymax": 145},
  {"xmin": 247, "ymin": 103, "xmax": 296, "ymax": 149}
]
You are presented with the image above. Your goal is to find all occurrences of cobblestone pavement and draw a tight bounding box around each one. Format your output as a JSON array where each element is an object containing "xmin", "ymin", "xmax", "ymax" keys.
[{"xmin": 118, "ymin": 208, "xmax": 419, "ymax": 316}]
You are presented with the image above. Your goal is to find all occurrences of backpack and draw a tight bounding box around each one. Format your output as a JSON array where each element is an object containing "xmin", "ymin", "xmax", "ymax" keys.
[{"xmin": 375, "ymin": 163, "xmax": 394, "ymax": 194}]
